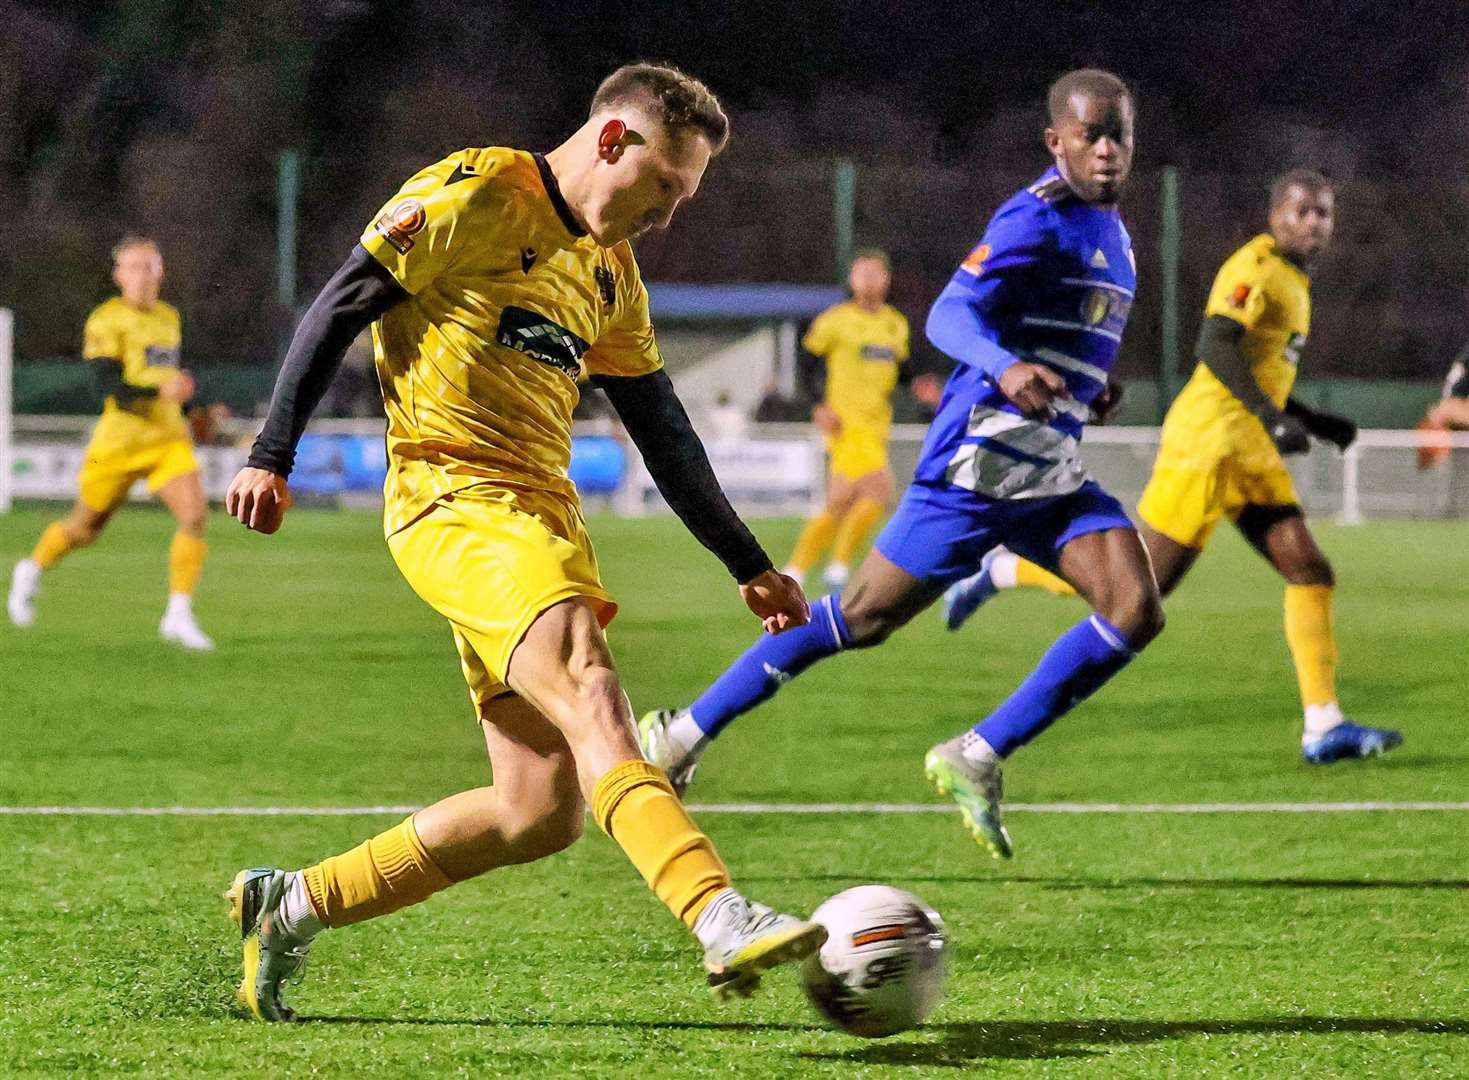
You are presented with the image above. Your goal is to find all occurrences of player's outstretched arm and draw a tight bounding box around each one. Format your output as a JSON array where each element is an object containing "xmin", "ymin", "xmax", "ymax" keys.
[
  {"xmin": 593, "ymin": 369, "xmax": 810, "ymax": 632},
  {"xmin": 1285, "ymin": 397, "xmax": 1357, "ymax": 450},
  {"xmin": 226, "ymin": 245, "xmax": 407, "ymax": 533},
  {"xmin": 1196, "ymin": 315, "xmax": 1310, "ymax": 454}
]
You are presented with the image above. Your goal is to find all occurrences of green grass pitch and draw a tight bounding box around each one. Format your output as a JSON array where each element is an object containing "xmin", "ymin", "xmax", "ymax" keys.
[{"xmin": 2, "ymin": 504, "xmax": 1466, "ymax": 1077}]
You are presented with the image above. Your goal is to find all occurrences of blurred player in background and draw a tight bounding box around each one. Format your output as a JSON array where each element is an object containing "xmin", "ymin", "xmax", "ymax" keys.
[
  {"xmin": 643, "ymin": 70, "xmax": 1164, "ymax": 858},
  {"xmin": 6, "ymin": 237, "xmax": 212, "ymax": 650},
  {"xmin": 1419, "ymin": 348, "xmax": 1469, "ymax": 450},
  {"xmin": 783, "ymin": 250, "xmax": 911, "ymax": 590},
  {"xmin": 946, "ymin": 170, "xmax": 1402, "ymax": 764},
  {"xmin": 222, "ymin": 63, "xmax": 822, "ymax": 1022}
]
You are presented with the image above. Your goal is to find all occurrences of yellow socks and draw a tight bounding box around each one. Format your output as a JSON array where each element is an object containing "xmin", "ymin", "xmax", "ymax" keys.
[
  {"xmin": 301, "ymin": 816, "xmax": 453, "ymax": 928},
  {"xmin": 1015, "ymin": 558, "xmax": 1076, "ymax": 596},
  {"xmin": 832, "ymin": 498, "xmax": 884, "ymax": 565},
  {"xmin": 1284, "ymin": 584, "xmax": 1338, "ymax": 709},
  {"xmin": 31, "ymin": 523, "xmax": 74, "ymax": 570},
  {"xmin": 168, "ymin": 532, "xmax": 207, "ymax": 596},
  {"xmin": 787, "ymin": 511, "xmax": 839, "ymax": 575},
  {"xmin": 592, "ymin": 759, "xmax": 731, "ymax": 928}
]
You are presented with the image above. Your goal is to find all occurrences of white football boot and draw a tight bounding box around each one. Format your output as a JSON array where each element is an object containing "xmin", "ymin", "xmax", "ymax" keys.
[
  {"xmin": 695, "ymin": 889, "xmax": 827, "ymax": 1001},
  {"xmin": 7, "ymin": 559, "xmax": 40, "ymax": 628},
  {"xmin": 226, "ymin": 868, "xmax": 311, "ymax": 1022},
  {"xmin": 160, "ymin": 596, "xmax": 214, "ymax": 651}
]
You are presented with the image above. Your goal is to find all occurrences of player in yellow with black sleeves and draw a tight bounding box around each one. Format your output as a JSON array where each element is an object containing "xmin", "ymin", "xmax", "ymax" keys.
[
  {"xmin": 943, "ymin": 170, "xmax": 1402, "ymax": 764},
  {"xmin": 222, "ymin": 63, "xmax": 824, "ymax": 1022},
  {"xmin": 7, "ymin": 237, "xmax": 213, "ymax": 649},
  {"xmin": 784, "ymin": 249, "xmax": 914, "ymax": 591}
]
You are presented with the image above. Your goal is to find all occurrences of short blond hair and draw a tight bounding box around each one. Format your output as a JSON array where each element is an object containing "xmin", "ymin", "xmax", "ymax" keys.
[{"xmin": 111, "ymin": 235, "xmax": 160, "ymax": 263}]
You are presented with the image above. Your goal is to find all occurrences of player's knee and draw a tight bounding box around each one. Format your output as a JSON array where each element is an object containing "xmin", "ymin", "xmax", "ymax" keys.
[
  {"xmin": 1288, "ymin": 553, "xmax": 1334, "ymax": 587},
  {"xmin": 1106, "ymin": 589, "xmax": 1165, "ymax": 648},
  {"xmin": 66, "ymin": 517, "xmax": 105, "ymax": 547},
  {"xmin": 176, "ymin": 506, "xmax": 207, "ymax": 535},
  {"xmin": 838, "ymin": 591, "xmax": 902, "ymax": 647}
]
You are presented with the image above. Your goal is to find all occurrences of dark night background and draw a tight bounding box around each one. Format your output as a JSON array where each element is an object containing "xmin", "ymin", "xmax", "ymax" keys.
[{"xmin": 2, "ymin": 0, "xmax": 1467, "ymax": 387}]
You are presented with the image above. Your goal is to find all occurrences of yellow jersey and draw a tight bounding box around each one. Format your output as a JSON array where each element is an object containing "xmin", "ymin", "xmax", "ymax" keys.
[
  {"xmin": 801, "ymin": 301, "xmax": 909, "ymax": 435},
  {"xmin": 359, "ymin": 147, "xmax": 663, "ymax": 536},
  {"xmin": 82, "ymin": 297, "xmax": 187, "ymax": 450},
  {"xmin": 1163, "ymin": 234, "xmax": 1312, "ymax": 459}
]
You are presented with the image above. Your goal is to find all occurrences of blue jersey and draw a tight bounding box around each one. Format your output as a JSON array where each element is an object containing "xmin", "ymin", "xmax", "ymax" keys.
[{"xmin": 919, "ymin": 168, "xmax": 1136, "ymax": 500}]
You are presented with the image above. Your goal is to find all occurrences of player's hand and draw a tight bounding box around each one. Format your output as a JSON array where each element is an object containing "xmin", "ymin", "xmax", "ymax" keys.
[
  {"xmin": 225, "ymin": 467, "xmax": 293, "ymax": 534},
  {"xmin": 910, "ymin": 373, "xmax": 944, "ymax": 408},
  {"xmin": 1093, "ymin": 378, "xmax": 1125, "ymax": 424},
  {"xmin": 161, "ymin": 371, "xmax": 196, "ymax": 403},
  {"xmin": 1298, "ymin": 409, "xmax": 1358, "ymax": 451},
  {"xmin": 739, "ymin": 569, "xmax": 811, "ymax": 634},
  {"xmin": 812, "ymin": 404, "xmax": 842, "ymax": 436},
  {"xmin": 998, "ymin": 362, "xmax": 1069, "ymax": 419},
  {"xmin": 1267, "ymin": 414, "xmax": 1312, "ymax": 456}
]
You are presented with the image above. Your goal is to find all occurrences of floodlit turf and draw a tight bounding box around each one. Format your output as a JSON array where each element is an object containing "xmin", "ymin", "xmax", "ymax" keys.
[{"xmin": 2, "ymin": 504, "xmax": 1466, "ymax": 1077}]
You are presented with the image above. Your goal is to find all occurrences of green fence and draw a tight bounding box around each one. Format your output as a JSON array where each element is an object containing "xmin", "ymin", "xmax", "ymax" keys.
[{"xmin": 13, "ymin": 357, "xmax": 1443, "ymax": 431}]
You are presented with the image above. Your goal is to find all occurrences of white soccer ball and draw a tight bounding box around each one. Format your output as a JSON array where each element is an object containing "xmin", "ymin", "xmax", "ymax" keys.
[{"xmin": 799, "ymin": 884, "xmax": 947, "ymax": 1038}]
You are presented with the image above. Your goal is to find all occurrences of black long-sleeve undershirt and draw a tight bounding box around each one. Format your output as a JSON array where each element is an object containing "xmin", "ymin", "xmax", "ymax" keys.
[
  {"xmin": 247, "ymin": 245, "xmax": 408, "ymax": 475},
  {"xmin": 91, "ymin": 357, "xmax": 160, "ymax": 410},
  {"xmin": 593, "ymin": 369, "xmax": 773, "ymax": 583},
  {"xmin": 248, "ymin": 244, "xmax": 773, "ymax": 583},
  {"xmin": 1195, "ymin": 314, "xmax": 1283, "ymax": 422}
]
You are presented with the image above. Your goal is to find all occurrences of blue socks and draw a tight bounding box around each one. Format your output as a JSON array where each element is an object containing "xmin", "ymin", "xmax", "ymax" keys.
[
  {"xmin": 976, "ymin": 614, "xmax": 1137, "ymax": 757},
  {"xmin": 689, "ymin": 594, "xmax": 851, "ymax": 738}
]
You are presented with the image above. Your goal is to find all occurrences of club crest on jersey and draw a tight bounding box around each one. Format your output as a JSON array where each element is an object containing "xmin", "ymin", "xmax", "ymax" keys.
[
  {"xmin": 1229, "ymin": 284, "xmax": 1252, "ymax": 309},
  {"xmin": 496, "ymin": 305, "xmax": 589, "ymax": 378},
  {"xmin": 374, "ymin": 199, "xmax": 427, "ymax": 255},
  {"xmin": 594, "ymin": 266, "xmax": 617, "ymax": 308}
]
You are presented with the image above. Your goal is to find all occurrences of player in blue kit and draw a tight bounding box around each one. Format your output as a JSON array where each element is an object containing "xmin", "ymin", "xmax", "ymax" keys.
[{"xmin": 641, "ymin": 70, "xmax": 1164, "ymax": 859}]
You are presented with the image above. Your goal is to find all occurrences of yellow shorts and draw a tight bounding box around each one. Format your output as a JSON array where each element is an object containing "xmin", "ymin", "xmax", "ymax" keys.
[
  {"xmin": 387, "ymin": 484, "xmax": 616, "ymax": 711},
  {"xmin": 1137, "ymin": 449, "xmax": 1300, "ymax": 550},
  {"xmin": 77, "ymin": 437, "xmax": 200, "ymax": 512},
  {"xmin": 828, "ymin": 428, "xmax": 889, "ymax": 481}
]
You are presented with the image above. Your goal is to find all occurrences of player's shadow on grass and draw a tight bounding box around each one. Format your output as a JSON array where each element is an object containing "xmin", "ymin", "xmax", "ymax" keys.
[
  {"xmin": 307, "ymin": 1016, "xmax": 824, "ymax": 1034},
  {"xmin": 799, "ymin": 1016, "xmax": 1469, "ymax": 1066},
  {"xmin": 745, "ymin": 873, "xmax": 1469, "ymax": 891}
]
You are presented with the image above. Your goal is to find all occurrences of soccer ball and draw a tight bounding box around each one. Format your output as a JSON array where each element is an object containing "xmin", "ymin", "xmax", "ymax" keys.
[{"xmin": 798, "ymin": 884, "xmax": 947, "ymax": 1038}]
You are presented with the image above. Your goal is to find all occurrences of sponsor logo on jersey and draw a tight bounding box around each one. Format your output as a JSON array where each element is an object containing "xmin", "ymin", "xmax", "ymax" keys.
[
  {"xmin": 1089, "ymin": 248, "xmax": 1109, "ymax": 269},
  {"xmin": 860, "ymin": 343, "xmax": 898, "ymax": 361},
  {"xmin": 143, "ymin": 344, "xmax": 180, "ymax": 368},
  {"xmin": 960, "ymin": 243, "xmax": 991, "ymax": 277},
  {"xmin": 374, "ymin": 199, "xmax": 427, "ymax": 255},
  {"xmin": 594, "ymin": 266, "xmax": 617, "ymax": 308},
  {"xmin": 495, "ymin": 305, "xmax": 589, "ymax": 377}
]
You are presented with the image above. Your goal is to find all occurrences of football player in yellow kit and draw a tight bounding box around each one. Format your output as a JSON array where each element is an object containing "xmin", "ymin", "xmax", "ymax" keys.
[
  {"xmin": 7, "ymin": 237, "xmax": 213, "ymax": 649},
  {"xmin": 222, "ymin": 63, "xmax": 823, "ymax": 1021},
  {"xmin": 944, "ymin": 171, "xmax": 1402, "ymax": 764},
  {"xmin": 784, "ymin": 249, "xmax": 912, "ymax": 591}
]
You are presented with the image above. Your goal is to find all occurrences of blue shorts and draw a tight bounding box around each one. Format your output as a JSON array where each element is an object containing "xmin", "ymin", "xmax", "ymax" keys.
[{"xmin": 874, "ymin": 480, "xmax": 1132, "ymax": 586}]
